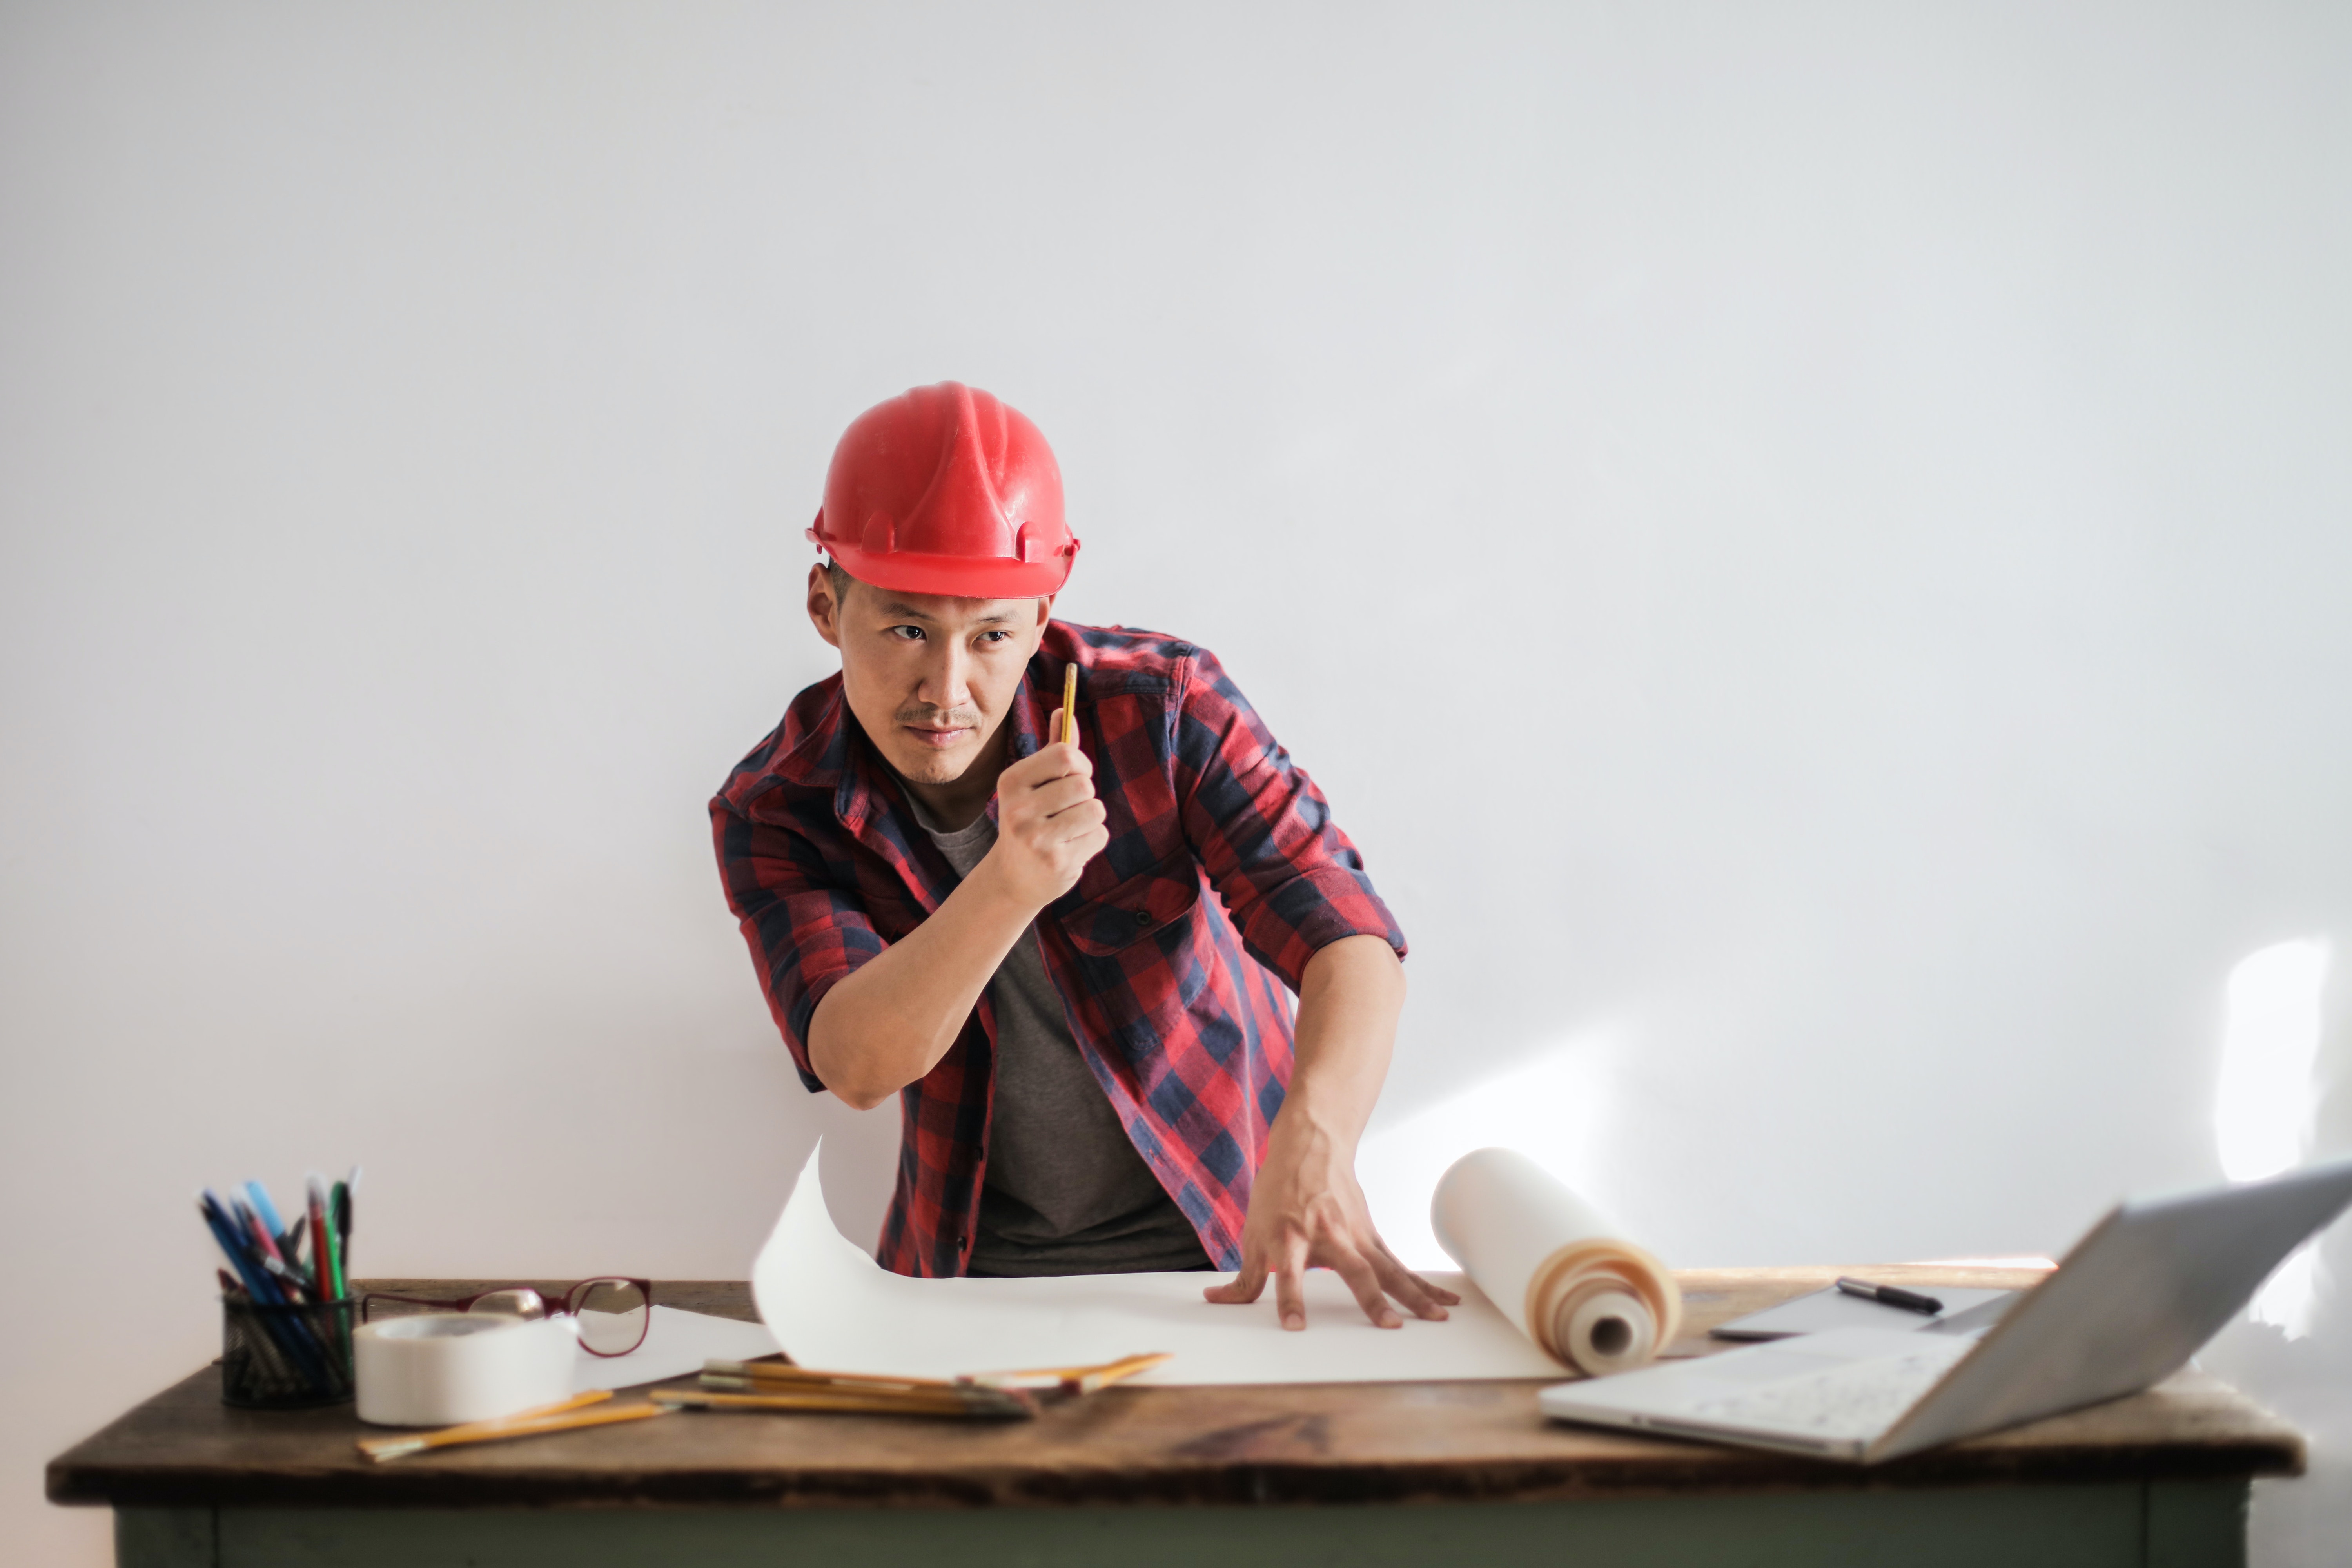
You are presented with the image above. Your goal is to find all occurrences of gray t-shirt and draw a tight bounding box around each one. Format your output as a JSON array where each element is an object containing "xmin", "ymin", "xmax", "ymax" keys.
[{"xmin": 905, "ymin": 790, "xmax": 1212, "ymax": 1277}]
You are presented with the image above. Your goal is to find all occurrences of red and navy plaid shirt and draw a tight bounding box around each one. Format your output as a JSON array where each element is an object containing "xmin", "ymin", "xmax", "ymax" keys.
[{"xmin": 711, "ymin": 622, "xmax": 1405, "ymax": 1278}]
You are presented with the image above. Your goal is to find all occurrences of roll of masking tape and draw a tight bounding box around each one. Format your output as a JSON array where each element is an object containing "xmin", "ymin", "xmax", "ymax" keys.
[{"xmin": 354, "ymin": 1312, "xmax": 580, "ymax": 1427}]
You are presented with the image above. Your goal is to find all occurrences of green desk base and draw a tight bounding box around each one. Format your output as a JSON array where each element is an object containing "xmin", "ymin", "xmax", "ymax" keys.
[{"xmin": 120, "ymin": 1480, "xmax": 2248, "ymax": 1568}]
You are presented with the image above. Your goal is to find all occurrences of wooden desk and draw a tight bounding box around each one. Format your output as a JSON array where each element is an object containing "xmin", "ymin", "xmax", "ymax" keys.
[{"xmin": 50, "ymin": 1267, "xmax": 2301, "ymax": 1568}]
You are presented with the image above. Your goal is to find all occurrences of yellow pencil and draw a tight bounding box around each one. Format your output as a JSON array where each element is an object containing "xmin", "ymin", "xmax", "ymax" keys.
[{"xmin": 1059, "ymin": 663, "xmax": 1078, "ymax": 747}]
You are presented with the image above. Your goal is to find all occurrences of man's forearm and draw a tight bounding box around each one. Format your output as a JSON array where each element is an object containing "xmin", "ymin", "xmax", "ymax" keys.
[
  {"xmin": 1204, "ymin": 932, "xmax": 1444, "ymax": 1330},
  {"xmin": 1274, "ymin": 934, "xmax": 1407, "ymax": 1152},
  {"xmin": 808, "ymin": 860, "xmax": 1037, "ymax": 1110}
]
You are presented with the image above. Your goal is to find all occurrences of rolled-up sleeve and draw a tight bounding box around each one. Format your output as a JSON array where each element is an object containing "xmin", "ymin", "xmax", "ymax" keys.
[
  {"xmin": 1173, "ymin": 646, "xmax": 1406, "ymax": 991},
  {"xmin": 712, "ymin": 798, "xmax": 885, "ymax": 1094}
]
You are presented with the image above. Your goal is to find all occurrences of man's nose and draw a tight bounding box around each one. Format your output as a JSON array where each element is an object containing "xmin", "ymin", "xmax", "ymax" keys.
[{"xmin": 918, "ymin": 639, "xmax": 972, "ymax": 713}]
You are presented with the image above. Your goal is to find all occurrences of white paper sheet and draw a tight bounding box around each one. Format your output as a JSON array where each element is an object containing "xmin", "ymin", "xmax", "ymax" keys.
[
  {"xmin": 751, "ymin": 1145, "xmax": 1565, "ymax": 1384},
  {"xmin": 572, "ymin": 1304, "xmax": 782, "ymax": 1392}
]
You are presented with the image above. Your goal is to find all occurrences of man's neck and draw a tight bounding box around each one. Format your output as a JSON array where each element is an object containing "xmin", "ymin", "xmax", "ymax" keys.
[{"xmin": 893, "ymin": 722, "xmax": 1011, "ymax": 833}]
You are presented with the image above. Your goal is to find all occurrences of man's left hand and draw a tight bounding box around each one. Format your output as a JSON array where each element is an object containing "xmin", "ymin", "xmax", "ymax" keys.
[{"xmin": 1203, "ymin": 1116, "xmax": 1460, "ymax": 1330}]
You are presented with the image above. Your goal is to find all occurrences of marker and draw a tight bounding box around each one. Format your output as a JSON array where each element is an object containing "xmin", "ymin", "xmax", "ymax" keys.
[
  {"xmin": 1835, "ymin": 1276, "xmax": 1944, "ymax": 1316},
  {"xmin": 310, "ymin": 1174, "xmax": 343, "ymax": 1301}
]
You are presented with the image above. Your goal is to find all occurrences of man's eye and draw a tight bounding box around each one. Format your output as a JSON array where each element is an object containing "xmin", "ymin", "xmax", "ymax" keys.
[
  {"xmin": 978, "ymin": 630, "xmax": 1012, "ymax": 645},
  {"xmin": 889, "ymin": 626, "xmax": 924, "ymax": 641}
]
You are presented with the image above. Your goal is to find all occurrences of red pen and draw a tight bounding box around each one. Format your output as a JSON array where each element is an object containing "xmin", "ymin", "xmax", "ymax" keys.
[
  {"xmin": 306, "ymin": 1178, "xmax": 331, "ymax": 1299},
  {"xmin": 244, "ymin": 1204, "xmax": 307, "ymax": 1300}
]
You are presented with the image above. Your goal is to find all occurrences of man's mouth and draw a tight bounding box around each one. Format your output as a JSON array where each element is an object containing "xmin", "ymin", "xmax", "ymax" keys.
[{"xmin": 903, "ymin": 725, "xmax": 973, "ymax": 750}]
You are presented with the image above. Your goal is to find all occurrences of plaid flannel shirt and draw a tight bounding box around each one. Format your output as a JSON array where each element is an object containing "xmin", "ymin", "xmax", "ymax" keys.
[{"xmin": 711, "ymin": 621, "xmax": 1405, "ymax": 1277}]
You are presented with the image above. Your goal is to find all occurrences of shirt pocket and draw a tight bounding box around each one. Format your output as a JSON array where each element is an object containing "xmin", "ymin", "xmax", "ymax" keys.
[{"xmin": 1058, "ymin": 854, "xmax": 1202, "ymax": 956}]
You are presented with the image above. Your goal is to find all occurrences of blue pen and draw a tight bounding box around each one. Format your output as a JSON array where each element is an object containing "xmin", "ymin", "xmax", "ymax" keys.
[
  {"xmin": 200, "ymin": 1193, "xmax": 276, "ymax": 1301},
  {"xmin": 223, "ymin": 1196, "xmax": 280, "ymax": 1292},
  {"xmin": 243, "ymin": 1180, "xmax": 290, "ymax": 1244}
]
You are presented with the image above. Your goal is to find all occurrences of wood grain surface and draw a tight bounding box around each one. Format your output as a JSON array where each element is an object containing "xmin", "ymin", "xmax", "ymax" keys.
[{"xmin": 48, "ymin": 1268, "xmax": 2303, "ymax": 1511}]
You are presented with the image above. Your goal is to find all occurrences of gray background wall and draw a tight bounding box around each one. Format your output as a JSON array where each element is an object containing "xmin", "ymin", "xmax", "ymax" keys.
[{"xmin": 4, "ymin": 3, "xmax": 2348, "ymax": 1562}]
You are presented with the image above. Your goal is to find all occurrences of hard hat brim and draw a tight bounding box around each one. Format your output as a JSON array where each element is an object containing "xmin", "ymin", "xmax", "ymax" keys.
[{"xmin": 826, "ymin": 542, "xmax": 1075, "ymax": 601}]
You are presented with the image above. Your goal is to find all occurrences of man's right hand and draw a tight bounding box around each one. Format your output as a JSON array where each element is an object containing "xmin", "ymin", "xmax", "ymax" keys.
[{"xmin": 980, "ymin": 739, "xmax": 1108, "ymax": 911}]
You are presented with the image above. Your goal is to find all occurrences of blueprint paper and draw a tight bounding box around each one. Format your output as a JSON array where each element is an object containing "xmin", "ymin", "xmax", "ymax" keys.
[{"xmin": 750, "ymin": 1145, "xmax": 1566, "ymax": 1385}]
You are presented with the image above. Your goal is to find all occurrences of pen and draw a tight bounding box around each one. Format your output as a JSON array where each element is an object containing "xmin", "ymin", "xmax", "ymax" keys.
[
  {"xmin": 239, "ymin": 1200, "xmax": 303, "ymax": 1299},
  {"xmin": 225, "ymin": 1194, "xmax": 338, "ymax": 1372},
  {"xmin": 339, "ymin": 1166, "xmax": 360, "ymax": 1279},
  {"xmin": 329, "ymin": 1180, "xmax": 350, "ymax": 1293},
  {"xmin": 200, "ymin": 1194, "xmax": 275, "ymax": 1303},
  {"xmin": 305, "ymin": 1173, "xmax": 345, "ymax": 1365},
  {"xmin": 201, "ymin": 1196, "xmax": 328, "ymax": 1384},
  {"xmin": 310, "ymin": 1174, "xmax": 343, "ymax": 1301},
  {"xmin": 1835, "ymin": 1276, "xmax": 1944, "ymax": 1316},
  {"xmin": 243, "ymin": 1180, "xmax": 290, "ymax": 1246}
]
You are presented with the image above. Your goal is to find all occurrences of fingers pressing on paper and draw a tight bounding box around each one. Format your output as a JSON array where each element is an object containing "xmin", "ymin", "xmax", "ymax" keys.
[
  {"xmin": 1367, "ymin": 1254, "xmax": 1450, "ymax": 1322},
  {"xmin": 1272, "ymin": 1232, "xmax": 1312, "ymax": 1332},
  {"xmin": 1201, "ymin": 1253, "xmax": 1270, "ymax": 1308},
  {"xmin": 1205, "ymin": 1223, "xmax": 1453, "ymax": 1330},
  {"xmin": 1325, "ymin": 1241, "xmax": 1403, "ymax": 1330},
  {"xmin": 1369, "ymin": 1233, "xmax": 1459, "ymax": 1318}
]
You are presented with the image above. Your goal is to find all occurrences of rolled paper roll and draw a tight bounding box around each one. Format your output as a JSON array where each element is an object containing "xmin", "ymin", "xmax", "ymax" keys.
[{"xmin": 1430, "ymin": 1147, "xmax": 1682, "ymax": 1376}]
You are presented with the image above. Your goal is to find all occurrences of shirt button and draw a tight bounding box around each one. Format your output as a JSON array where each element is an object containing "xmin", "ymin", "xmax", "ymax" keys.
[{"xmin": 1133, "ymin": 909, "xmax": 1152, "ymax": 927}]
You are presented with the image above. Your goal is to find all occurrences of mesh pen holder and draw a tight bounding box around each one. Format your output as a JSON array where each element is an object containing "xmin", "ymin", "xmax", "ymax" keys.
[{"xmin": 221, "ymin": 1296, "xmax": 356, "ymax": 1408}]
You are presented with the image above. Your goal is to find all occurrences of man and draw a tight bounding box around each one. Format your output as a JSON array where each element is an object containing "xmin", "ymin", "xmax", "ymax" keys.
[{"xmin": 712, "ymin": 382, "xmax": 1455, "ymax": 1330}]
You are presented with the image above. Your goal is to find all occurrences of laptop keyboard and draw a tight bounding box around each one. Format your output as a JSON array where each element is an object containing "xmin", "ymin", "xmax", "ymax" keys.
[{"xmin": 1686, "ymin": 1350, "xmax": 1957, "ymax": 1439}]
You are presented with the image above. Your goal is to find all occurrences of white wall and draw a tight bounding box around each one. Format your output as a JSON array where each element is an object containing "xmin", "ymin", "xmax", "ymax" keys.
[{"xmin": 5, "ymin": 3, "xmax": 2348, "ymax": 1562}]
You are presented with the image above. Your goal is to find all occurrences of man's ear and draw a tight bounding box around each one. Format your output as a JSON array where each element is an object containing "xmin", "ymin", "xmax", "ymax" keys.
[
  {"xmin": 806, "ymin": 563, "xmax": 845, "ymax": 650},
  {"xmin": 1032, "ymin": 593, "xmax": 1055, "ymax": 631}
]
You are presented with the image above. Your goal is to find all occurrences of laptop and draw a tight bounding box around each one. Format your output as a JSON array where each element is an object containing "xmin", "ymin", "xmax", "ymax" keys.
[{"xmin": 1539, "ymin": 1157, "xmax": 2352, "ymax": 1463}]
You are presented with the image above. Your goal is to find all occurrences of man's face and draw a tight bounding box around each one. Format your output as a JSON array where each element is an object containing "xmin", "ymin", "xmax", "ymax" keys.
[{"xmin": 806, "ymin": 564, "xmax": 1053, "ymax": 784}]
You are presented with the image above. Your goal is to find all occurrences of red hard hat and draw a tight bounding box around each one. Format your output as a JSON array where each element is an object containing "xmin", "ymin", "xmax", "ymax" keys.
[{"xmin": 807, "ymin": 382, "xmax": 1079, "ymax": 598}]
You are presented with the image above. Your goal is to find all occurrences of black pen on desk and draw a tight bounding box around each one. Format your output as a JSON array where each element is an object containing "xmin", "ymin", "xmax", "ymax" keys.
[{"xmin": 1835, "ymin": 1276, "xmax": 1944, "ymax": 1316}]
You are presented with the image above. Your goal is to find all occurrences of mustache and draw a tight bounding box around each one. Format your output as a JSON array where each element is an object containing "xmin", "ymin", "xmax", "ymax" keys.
[{"xmin": 893, "ymin": 706, "xmax": 981, "ymax": 730}]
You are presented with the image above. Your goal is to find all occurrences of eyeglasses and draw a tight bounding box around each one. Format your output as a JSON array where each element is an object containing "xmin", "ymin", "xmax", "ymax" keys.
[{"xmin": 359, "ymin": 1278, "xmax": 653, "ymax": 1357}]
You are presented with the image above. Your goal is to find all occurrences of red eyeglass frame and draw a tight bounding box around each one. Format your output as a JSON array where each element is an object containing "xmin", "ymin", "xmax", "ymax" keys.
[{"xmin": 358, "ymin": 1277, "xmax": 654, "ymax": 1357}]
